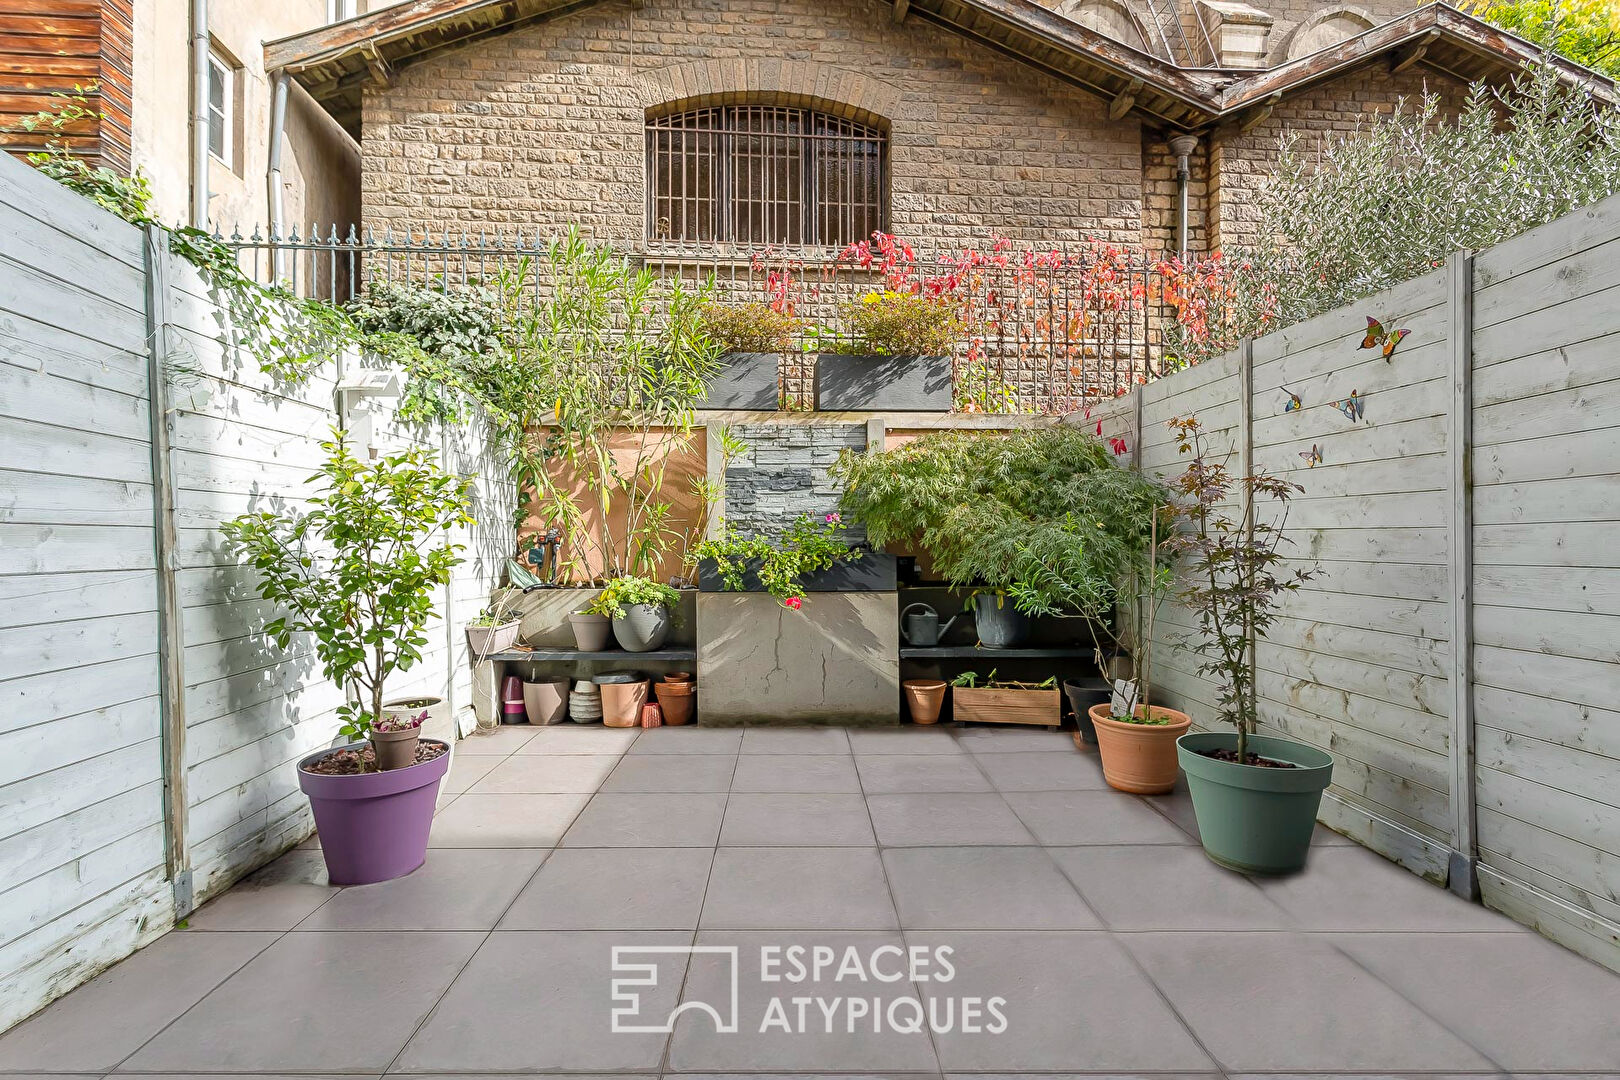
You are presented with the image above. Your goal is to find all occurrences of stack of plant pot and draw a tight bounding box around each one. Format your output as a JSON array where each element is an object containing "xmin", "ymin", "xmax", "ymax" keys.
[
  {"xmin": 652, "ymin": 671, "xmax": 696, "ymax": 726},
  {"xmin": 568, "ymin": 679, "xmax": 603, "ymax": 723}
]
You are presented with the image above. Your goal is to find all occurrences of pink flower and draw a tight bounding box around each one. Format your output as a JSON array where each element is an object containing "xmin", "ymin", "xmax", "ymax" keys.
[
  {"xmin": 825, "ymin": 512, "xmax": 841, "ymax": 523},
  {"xmin": 783, "ymin": 596, "xmax": 803, "ymax": 610}
]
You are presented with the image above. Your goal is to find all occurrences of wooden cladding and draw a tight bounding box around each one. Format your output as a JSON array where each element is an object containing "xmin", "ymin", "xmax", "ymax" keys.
[{"xmin": 0, "ymin": 0, "xmax": 134, "ymax": 173}]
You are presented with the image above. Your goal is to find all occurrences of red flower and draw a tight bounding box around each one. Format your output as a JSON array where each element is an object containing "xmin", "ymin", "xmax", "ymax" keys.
[{"xmin": 783, "ymin": 596, "xmax": 803, "ymax": 610}]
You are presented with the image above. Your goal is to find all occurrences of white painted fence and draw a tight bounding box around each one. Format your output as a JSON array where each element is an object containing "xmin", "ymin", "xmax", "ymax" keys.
[
  {"xmin": 1090, "ymin": 194, "xmax": 1620, "ymax": 973},
  {"xmin": 0, "ymin": 153, "xmax": 510, "ymax": 1029}
]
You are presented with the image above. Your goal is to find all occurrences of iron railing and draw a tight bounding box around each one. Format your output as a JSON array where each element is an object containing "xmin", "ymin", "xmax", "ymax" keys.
[{"xmin": 224, "ymin": 224, "xmax": 1184, "ymax": 413}]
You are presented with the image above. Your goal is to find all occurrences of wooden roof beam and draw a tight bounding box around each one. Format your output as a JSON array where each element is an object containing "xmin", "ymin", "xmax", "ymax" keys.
[
  {"xmin": 1238, "ymin": 91, "xmax": 1280, "ymax": 133},
  {"xmin": 363, "ymin": 42, "xmax": 394, "ymax": 86},
  {"xmin": 1109, "ymin": 78, "xmax": 1142, "ymax": 121},
  {"xmin": 1391, "ymin": 29, "xmax": 1440, "ymax": 74},
  {"xmin": 893, "ymin": 0, "xmax": 910, "ymax": 24}
]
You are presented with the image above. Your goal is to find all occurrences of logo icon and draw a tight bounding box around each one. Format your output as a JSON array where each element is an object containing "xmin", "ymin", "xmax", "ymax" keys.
[{"xmin": 610, "ymin": 945, "xmax": 739, "ymax": 1034}]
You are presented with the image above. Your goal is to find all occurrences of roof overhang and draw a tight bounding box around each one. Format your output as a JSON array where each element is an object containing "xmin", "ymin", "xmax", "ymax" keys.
[{"xmin": 264, "ymin": 0, "xmax": 1615, "ymax": 140}]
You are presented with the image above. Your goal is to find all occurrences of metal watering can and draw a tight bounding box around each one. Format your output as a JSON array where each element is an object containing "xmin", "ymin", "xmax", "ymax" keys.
[{"xmin": 900, "ymin": 603, "xmax": 962, "ymax": 647}]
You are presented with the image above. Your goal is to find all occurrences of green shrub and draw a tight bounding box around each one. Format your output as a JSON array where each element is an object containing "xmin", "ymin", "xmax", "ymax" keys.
[
  {"xmin": 834, "ymin": 290, "xmax": 963, "ymax": 356},
  {"xmin": 699, "ymin": 301, "xmax": 799, "ymax": 353}
]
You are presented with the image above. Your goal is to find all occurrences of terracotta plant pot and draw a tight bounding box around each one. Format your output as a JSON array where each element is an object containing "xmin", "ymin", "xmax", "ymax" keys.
[
  {"xmin": 369, "ymin": 726, "xmax": 422, "ymax": 771},
  {"xmin": 569, "ymin": 612, "xmax": 612, "ymax": 651},
  {"xmin": 653, "ymin": 679, "xmax": 695, "ymax": 726},
  {"xmin": 522, "ymin": 678, "xmax": 570, "ymax": 725},
  {"xmin": 1089, "ymin": 703, "xmax": 1193, "ymax": 794},
  {"xmin": 664, "ymin": 671, "xmax": 693, "ymax": 683},
  {"xmin": 902, "ymin": 679, "xmax": 948, "ymax": 725},
  {"xmin": 466, "ymin": 620, "xmax": 520, "ymax": 657},
  {"xmin": 600, "ymin": 680, "xmax": 650, "ymax": 727},
  {"xmin": 297, "ymin": 740, "xmax": 450, "ymax": 886}
]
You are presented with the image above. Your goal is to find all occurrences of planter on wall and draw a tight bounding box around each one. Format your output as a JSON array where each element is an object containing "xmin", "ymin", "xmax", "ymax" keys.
[
  {"xmin": 466, "ymin": 620, "xmax": 520, "ymax": 657},
  {"xmin": 814, "ymin": 353, "xmax": 951, "ymax": 412},
  {"xmin": 696, "ymin": 553, "xmax": 898, "ymax": 594},
  {"xmin": 699, "ymin": 352, "xmax": 780, "ymax": 410}
]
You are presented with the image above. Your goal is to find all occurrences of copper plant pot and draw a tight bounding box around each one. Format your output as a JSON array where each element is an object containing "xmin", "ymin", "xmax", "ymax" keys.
[
  {"xmin": 653, "ymin": 679, "xmax": 695, "ymax": 726},
  {"xmin": 369, "ymin": 726, "xmax": 422, "ymax": 771},
  {"xmin": 1088, "ymin": 703, "xmax": 1193, "ymax": 794},
  {"xmin": 902, "ymin": 679, "xmax": 948, "ymax": 725},
  {"xmin": 601, "ymin": 680, "xmax": 650, "ymax": 728}
]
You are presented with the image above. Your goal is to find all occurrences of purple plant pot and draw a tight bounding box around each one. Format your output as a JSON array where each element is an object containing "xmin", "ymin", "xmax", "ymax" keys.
[{"xmin": 296, "ymin": 739, "xmax": 451, "ymax": 886}]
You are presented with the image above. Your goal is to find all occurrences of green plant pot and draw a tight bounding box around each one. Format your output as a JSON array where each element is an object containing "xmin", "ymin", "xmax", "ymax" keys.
[{"xmin": 1177, "ymin": 731, "xmax": 1333, "ymax": 876}]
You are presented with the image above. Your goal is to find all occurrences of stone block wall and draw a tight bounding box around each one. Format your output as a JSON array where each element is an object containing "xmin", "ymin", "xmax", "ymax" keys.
[{"xmin": 722, "ymin": 421, "xmax": 869, "ymax": 539}]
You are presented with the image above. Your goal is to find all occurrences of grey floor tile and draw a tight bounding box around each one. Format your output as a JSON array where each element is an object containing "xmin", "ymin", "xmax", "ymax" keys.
[
  {"xmin": 122, "ymin": 931, "xmax": 483, "ymax": 1072},
  {"xmin": 1051, "ymin": 846, "xmax": 1292, "ymax": 930},
  {"xmin": 561, "ymin": 792, "xmax": 727, "ymax": 847},
  {"xmin": 499, "ymin": 847, "xmax": 714, "ymax": 930},
  {"xmin": 720, "ymin": 792, "xmax": 877, "ymax": 846},
  {"xmin": 0, "ymin": 932, "xmax": 277, "ymax": 1072},
  {"xmin": 1335, "ymin": 931, "xmax": 1620, "ymax": 1070},
  {"xmin": 516, "ymin": 725, "xmax": 640, "ymax": 754},
  {"xmin": 440, "ymin": 751, "xmax": 502, "ymax": 794},
  {"xmin": 953, "ymin": 727, "xmax": 1072, "ymax": 753},
  {"xmin": 1123, "ymin": 931, "xmax": 1493, "ymax": 1072},
  {"xmin": 667, "ymin": 931, "xmax": 940, "ymax": 1072},
  {"xmin": 628, "ymin": 727, "xmax": 744, "ymax": 754},
  {"xmin": 392, "ymin": 931, "xmax": 689, "ymax": 1072},
  {"xmin": 702, "ymin": 847, "xmax": 898, "ymax": 930},
  {"xmin": 1003, "ymin": 790, "xmax": 1192, "ymax": 846},
  {"xmin": 467, "ymin": 753, "xmax": 621, "ymax": 794},
  {"xmin": 428, "ymin": 792, "xmax": 591, "ymax": 847},
  {"xmin": 909, "ymin": 931, "xmax": 1214, "ymax": 1072},
  {"xmin": 883, "ymin": 847, "xmax": 1099, "ymax": 929},
  {"xmin": 850, "ymin": 727, "xmax": 967, "ymax": 754},
  {"xmin": 741, "ymin": 727, "xmax": 852, "ymax": 754},
  {"xmin": 185, "ymin": 848, "xmax": 337, "ymax": 931},
  {"xmin": 856, "ymin": 755, "xmax": 992, "ymax": 793},
  {"xmin": 867, "ymin": 793, "xmax": 1036, "ymax": 846},
  {"xmin": 731, "ymin": 754, "xmax": 862, "ymax": 793},
  {"xmin": 1256, "ymin": 845, "xmax": 1522, "ymax": 931},
  {"xmin": 1146, "ymin": 788, "xmax": 1346, "ymax": 848},
  {"xmin": 454, "ymin": 726, "xmax": 539, "ymax": 754},
  {"xmin": 601, "ymin": 752, "xmax": 737, "ymax": 792},
  {"xmin": 296, "ymin": 849, "xmax": 547, "ymax": 930},
  {"xmin": 973, "ymin": 749, "xmax": 1109, "ymax": 791}
]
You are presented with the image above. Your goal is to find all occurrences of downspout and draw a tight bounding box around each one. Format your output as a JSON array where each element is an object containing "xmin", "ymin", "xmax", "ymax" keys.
[
  {"xmin": 267, "ymin": 70, "xmax": 291, "ymax": 280},
  {"xmin": 189, "ymin": 0, "xmax": 209, "ymax": 229},
  {"xmin": 1168, "ymin": 134, "xmax": 1198, "ymax": 258}
]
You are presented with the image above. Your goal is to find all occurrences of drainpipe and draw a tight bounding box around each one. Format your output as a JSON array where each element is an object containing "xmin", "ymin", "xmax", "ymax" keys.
[
  {"xmin": 1167, "ymin": 134, "xmax": 1198, "ymax": 258},
  {"xmin": 267, "ymin": 70, "xmax": 291, "ymax": 280},
  {"xmin": 189, "ymin": 0, "xmax": 209, "ymax": 229}
]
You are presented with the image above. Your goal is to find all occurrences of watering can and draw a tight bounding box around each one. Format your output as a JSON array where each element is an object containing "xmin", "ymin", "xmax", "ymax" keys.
[{"xmin": 901, "ymin": 603, "xmax": 962, "ymax": 647}]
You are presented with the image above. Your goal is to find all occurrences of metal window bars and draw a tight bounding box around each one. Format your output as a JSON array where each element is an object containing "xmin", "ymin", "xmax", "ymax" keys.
[{"xmin": 221, "ymin": 222, "xmax": 1188, "ymax": 414}]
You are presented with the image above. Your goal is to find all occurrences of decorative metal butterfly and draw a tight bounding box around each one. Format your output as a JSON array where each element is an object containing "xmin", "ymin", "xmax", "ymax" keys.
[
  {"xmin": 1359, "ymin": 317, "xmax": 1409, "ymax": 359},
  {"xmin": 1330, "ymin": 389, "xmax": 1365, "ymax": 422},
  {"xmin": 1299, "ymin": 444, "xmax": 1323, "ymax": 468},
  {"xmin": 1282, "ymin": 387, "xmax": 1303, "ymax": 412}
]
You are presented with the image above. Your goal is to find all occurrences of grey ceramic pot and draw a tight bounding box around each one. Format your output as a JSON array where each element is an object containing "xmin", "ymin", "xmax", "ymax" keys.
[
  {"xmin": 569, "ymin": 612, "xmax": 612, "ymax": 652},
  {"xmin": 971, "ymin": 592, "xmax": 1030, "ymax": 648},
  {"xmin": 612, "ymin": 603, "xmax": 671, "ymax": 652}
]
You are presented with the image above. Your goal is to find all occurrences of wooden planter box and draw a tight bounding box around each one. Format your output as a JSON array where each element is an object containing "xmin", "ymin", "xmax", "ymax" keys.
[
  {"xmin": 814, "ymin": 353, "xmax": 951, "ymax": 411},
  {"xmin": 952, "ymin": 686, "xmax": 1061, "ymax": 728},
  {"xmin": 698, "ymin": 352, "xmax": 780, "ymax": 411}
]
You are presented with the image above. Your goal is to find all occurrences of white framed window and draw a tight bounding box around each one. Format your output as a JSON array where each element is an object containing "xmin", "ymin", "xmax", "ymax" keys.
[
  {"xmin": 326, "ymin": 0, "xmax": 358, "ymax": 23},
  {"xmin": 206, "ymin": 51, "xmax": 233, "ymax": 166}
]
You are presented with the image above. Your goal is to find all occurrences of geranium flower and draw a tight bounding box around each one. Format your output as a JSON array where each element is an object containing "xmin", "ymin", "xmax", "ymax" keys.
[{"xmin": 783, "ymin": 596, "xmax": 803, "ymax": 610}]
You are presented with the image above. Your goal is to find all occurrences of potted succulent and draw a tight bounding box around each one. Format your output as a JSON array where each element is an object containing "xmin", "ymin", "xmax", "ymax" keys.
[
  {"xmin": 697, "ymin": 300, "xmax": 798, "ymax": 410},
  {"xmin": 949, "ymin": 671, "xmax": 1061, "ymax": 727},
  {"xmin": 222, "ymin": 437, "xmax": 473, "ymax": 886},
  {"xmin": 595, "ymin": 575, "xmax": 682, "ymax": 652},
  {"xmin": 815, "ymin": 290, "xmax": 961, "ymax": 411},
  {"xmin": 1163, "ymin": 415, "xmax": 1331, "ymax": 874},
  {"xmin": 466, "ymin": 606, "xmax": 521, "ymax": 657}
]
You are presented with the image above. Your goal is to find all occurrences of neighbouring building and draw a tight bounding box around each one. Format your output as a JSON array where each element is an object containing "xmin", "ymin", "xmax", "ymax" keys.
[
  {"xmin": 0, "ymin": 0, "xmax": 366, "ymax": 230},
  {"xmin": 259, "ymin": 0, "xmax": 1611, "ymax": 258}
]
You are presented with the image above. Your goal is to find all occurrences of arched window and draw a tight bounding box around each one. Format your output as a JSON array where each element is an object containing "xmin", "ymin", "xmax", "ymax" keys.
[{"xmin": 645, "ymin": 104, "xmax": 887, "ymax": 247}]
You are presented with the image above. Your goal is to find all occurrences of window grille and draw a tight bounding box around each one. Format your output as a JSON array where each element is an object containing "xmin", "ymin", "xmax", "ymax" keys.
[{"xmin": 646, "ymin": 105, "xmax": 886, "ymax": 246}]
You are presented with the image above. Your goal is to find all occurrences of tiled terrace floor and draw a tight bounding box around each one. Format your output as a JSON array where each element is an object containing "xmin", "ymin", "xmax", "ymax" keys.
[{"xmin": 4, "ymin": 723, "xmax": 1619, "ymax": 1077}]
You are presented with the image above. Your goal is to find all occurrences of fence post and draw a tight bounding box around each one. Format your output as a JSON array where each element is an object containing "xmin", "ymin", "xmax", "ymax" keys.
[
  {"xmin": 143, "ymin": 225, "xmax": 193, "ymax": 918},
  {"xmin": 1446, "ymin": 250, "xmax": 1479, "ymax": 901},
  {"xmin": 703, "ymin": 420, "xmax": 727, "ymax": 541}
]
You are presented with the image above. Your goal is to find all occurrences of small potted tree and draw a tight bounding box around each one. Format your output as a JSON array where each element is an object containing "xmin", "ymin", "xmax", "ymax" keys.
[
  {"xmin": 596, "ymin": 575, "xmax": 682, "ymax": 652},
  {"xmin": 697, "ymin": 300, "xmax": 798, "ymax": 410},
  {"xmin": 223, "ymin": 436, "xmax": 473, "ymax": 886},
  {"xmin": 1164, "ymin": 415, "xmax": 1333, "ymax": 874},
  {"xmin": 815, "ymin": 290, "xmax": 961, "ymax": 411}
]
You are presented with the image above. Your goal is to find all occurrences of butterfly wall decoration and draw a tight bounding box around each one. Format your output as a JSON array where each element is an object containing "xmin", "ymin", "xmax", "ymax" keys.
[
  {"xmin": 1359, "ymin": 317, "xmax": 1409, "ymax": 359},
  {"xmin": 1299, "ymin": 444, "xmax": 1323, "ymax": 468},
  {"xmin": 1282, "ymin": 387, "xmax": 1303, "ymax": 412},
  {"xmin": 1330, "ymin": 389, "xmax": 1366, "ymax": 422}
]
